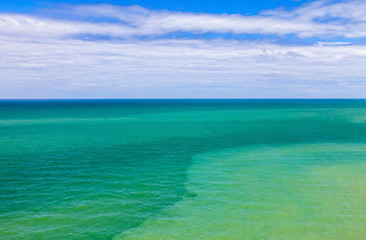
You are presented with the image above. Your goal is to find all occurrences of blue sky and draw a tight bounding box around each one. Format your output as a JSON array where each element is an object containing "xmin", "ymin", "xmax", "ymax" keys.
[
  {"xmin": 1, "ymin": 0, "xmax": 366, "ymax": 98},
  {"xmin": 0, "ymin": 0, "xmax": 308, "ymax": 14}
]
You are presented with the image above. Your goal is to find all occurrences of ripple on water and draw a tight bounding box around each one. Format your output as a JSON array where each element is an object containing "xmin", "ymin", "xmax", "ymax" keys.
[{"xmin": 115, "ymin": 143, "xmax": 366, "ymax": 240}]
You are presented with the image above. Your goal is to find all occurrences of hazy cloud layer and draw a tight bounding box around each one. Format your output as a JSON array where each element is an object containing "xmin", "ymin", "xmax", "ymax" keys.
[{"xmin": 1, "ymin": 0, "xmax": 366, "ymax": 98}]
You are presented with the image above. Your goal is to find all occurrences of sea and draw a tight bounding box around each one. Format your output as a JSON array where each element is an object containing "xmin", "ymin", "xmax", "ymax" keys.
[{"xmin": 1, "ymin": 99, "xmax": 366, "ymax": 240}]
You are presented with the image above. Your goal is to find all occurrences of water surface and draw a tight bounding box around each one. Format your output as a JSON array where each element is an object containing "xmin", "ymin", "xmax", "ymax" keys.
[{"xmin": 1, "ymin": 100, "xmax": 366, "ymax": 239}]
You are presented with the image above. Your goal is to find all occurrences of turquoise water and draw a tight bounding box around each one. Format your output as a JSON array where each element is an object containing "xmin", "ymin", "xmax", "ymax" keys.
[{"xmin": 1, "ymin": 100, "xmax": 366, "ymax": 239}]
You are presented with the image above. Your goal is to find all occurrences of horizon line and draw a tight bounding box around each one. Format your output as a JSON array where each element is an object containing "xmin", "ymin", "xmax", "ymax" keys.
[{"xmin": 1, "ymin": 98, "xmax": 366, "ymax": 101}]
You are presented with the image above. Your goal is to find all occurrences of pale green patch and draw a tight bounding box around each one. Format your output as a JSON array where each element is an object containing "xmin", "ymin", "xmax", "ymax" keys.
[{"xmin": 115, "ymin": 144, "xmax": 366, "ymax": 240}]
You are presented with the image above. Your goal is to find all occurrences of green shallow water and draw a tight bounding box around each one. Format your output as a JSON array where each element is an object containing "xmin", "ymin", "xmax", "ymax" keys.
[
  {"xmin": 1, "ymin": 100, "xmax": 366, "ymax": 239},
  {"xmin": 117, "ymin": 144, "xmax": 366, "ymax": 240}
]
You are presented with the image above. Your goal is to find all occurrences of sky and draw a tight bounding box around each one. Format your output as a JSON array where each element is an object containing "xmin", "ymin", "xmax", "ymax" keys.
[{"xmin": 1, "ymin": 0, "xmax": 366, "ymax": 98}]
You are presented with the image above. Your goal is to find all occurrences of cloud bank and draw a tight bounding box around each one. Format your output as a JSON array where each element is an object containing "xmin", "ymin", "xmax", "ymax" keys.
[{"xmin": 1, "ymin": 0, "xmax": 366, "ymax": 98}]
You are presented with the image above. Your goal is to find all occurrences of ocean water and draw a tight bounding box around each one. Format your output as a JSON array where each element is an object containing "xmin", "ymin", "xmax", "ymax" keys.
[{"xmin": 1, "ymin": 99, "xmax": 366, "ymax": 240}]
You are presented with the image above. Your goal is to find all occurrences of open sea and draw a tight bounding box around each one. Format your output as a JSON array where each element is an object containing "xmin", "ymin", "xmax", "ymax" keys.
[{"xmin": 1, "ymin": 99, "xmax": 366, "ymax": 240}]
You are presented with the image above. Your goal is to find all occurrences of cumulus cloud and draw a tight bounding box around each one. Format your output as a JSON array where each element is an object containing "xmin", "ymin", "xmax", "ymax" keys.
[{"xmin": 1, "ymin": 0, "xmax": 366, "ymax": 98}]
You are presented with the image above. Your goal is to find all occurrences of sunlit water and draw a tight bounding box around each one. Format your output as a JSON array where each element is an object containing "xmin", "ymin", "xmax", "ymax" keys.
[{"xmin": 1, "ymin": 100, "xmax": 366, "ymax": 239}]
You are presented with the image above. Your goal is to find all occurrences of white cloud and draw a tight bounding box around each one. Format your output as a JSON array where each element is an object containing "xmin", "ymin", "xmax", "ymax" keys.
[
  {"xmin": 2, "ymin": 37, "xmax": 366, "ymax": 98},
  {"xmin": 1, "ymin": 0, "xmax": 366, "ymax": 98},
  {"xmin": 1, "ymin": 0, "xmax": 366, "ymax": 39}
]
